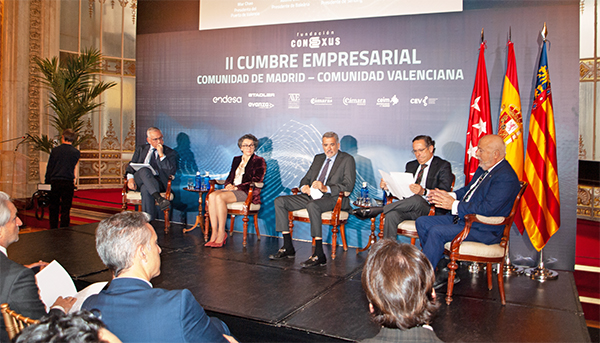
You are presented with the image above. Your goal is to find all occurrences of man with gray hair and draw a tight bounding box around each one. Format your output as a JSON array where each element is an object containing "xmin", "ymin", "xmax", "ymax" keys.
[
  {"xmin": 269, "ymin": 131, "xmax": 356, "ymax": 268},
  {"xmin": 82, "ymin": 211, "xmax": 233, "ymax": 343},
  {"xmin": 0, "ymin": 191, "xmax": 75, "ymax": 343}
]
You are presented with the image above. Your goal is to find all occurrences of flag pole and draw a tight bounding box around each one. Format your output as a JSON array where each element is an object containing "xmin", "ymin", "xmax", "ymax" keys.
[
  {"xmin": 503, "ymin": 241, "xmax": 524, "ymax": 276},
  {"xmin": 524, "ymin": 249, "xmax": 558, "ymax": 281}
]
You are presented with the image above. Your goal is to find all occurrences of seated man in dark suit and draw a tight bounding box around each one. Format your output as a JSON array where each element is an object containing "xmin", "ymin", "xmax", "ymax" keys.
[
  {"xmin": 0, "ymin": 191, "xmax": 75, "ymax": 343},
  {"xmin": 361, "ymin": 239, "xmax": 442, "ymax": 343},
  {"xmin": 417, "ymin": 134, "xmax": 520, "ymax": 288},
  {"xmin": 269, "ymin": 131, "xmax": 356, "ymax": 268},
  {"xmin": 353, "ymin": 135, "xmax": 453, "ymax": 239},
  {"xmin": 82, "ymin": 212, "xmax": 234, "ymax": 343},
  {"xmin": 125, "ymin": 127, "xmax": 178, "ymax": 220}
]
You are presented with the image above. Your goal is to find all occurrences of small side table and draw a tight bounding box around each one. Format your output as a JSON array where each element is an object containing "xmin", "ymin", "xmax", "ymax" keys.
[
  {"xmin": 355, "ymin": 202, "xmax": 383, "ymax": 253},
  {"xmin": 182, "ymin": 187, "xmax": 210, "ymax": 240}
]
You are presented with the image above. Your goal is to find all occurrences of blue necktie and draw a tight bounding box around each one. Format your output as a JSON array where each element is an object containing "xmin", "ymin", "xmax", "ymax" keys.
[{"xmin": 317, "ymin": 158, "xmax": 331, "ymax": 183}]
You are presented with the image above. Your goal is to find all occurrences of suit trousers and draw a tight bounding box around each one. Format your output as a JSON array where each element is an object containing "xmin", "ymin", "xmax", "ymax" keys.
[
  {"xmin": 382, "ymin": 195, "xmax": 430, "ymax": 239},
  {"xmin": 415, "ymin": 214, "xmax": 503, "ymax": 268},
  {"xmin": 133, "ymin": 167, "xmax": 166, "ymax": 219},
  {"xmin": 49, "ymin": 180, "xmax": 75, "ymax": 229},
  {"xmin": 274, "ymin": 193, "xmax": 338, "ymax": 238}
]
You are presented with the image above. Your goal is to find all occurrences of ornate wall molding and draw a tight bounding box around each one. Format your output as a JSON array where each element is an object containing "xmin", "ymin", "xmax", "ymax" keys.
[{"xmin": 27, "ymin": 0, "xmax": 42, "ymax": 182}]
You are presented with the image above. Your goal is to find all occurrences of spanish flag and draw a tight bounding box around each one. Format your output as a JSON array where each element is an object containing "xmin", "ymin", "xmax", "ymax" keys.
[
  {"xmin": 497, "ymin": 39, "xmax": 524, "ymax": 232},
  {"xmin": 521, "ymin": 36, "xmax": 560, "ymax": 251}
]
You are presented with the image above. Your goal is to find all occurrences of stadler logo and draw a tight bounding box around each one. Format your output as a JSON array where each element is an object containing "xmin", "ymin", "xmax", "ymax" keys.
[
  {"xmin": 248, "ymin": 102, "xmax": 274, "ymax": 109},
  {"xmin": 410, "ymin": 96, "xmax": 438, "ymax": 107},
  {"xmin": 290, "ymin": 30, "xmax": 341, "ymax": 49},
  {"xmin": 310, "ymin": 97, "xmax": 333, "ymax": 106},
  {"xmin": 213, "ymin": 95, "xmax": 242, "ymax": 104},
  {"xmin": 376, "ymin": 95, "xmax": 399, "ymax": 108},
  {"xmin": 248, "ymin": 92, "xmax": 275, "ymax": 98},
  {"xmin": 343, "ymin": 97, "xmax": 366, "ymax": 106}
]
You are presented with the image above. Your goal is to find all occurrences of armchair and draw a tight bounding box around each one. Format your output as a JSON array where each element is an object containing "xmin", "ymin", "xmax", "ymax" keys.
[
  {"xmin": 444, "ymin": 181, "xmax": 527, "ymax": 305},
  {"xmin": 1, "ymin": 303, "xmax": 39, "ymax": 340},
  {"xmin": 122, "ymin": 175, "xmax": 174, "ymax": 233},
  {"xmin": 288, "ymin": 188, "xmax": 350, "ymax": 260}
]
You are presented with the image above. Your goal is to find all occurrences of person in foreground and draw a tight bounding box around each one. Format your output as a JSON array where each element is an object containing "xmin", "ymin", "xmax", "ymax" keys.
[
  {"xmin": 352, "ymin": 135, "xmax": 453, "ymax": 239},
  {"xmin": 14, "ymin": 310, "xmax": 121, "ymax": 343},
  {"xmin": 125, "ymin": 127, "xmax": 178, "ymax": 220},
  {"xmin": 0, "ymin": 191, "xmax": 76, "ymax": 343},
  {"xmin": 206, "ymin": 134, "xmax": 266, "ymax": 247},
  {"xmin": 45, "ymin": 129, "xmax": 81, "ymax": 229},
  {"xmin": 416, "ymin": 134, "xmax": 520, "ymax": 289},
  {"xmin": 269, "ymin": 131, "xmax": 356, "ymax": 267},
  {"xmin": 361, "ymin": 239, "xmax": 442, "ymax": 343},
  {"xmin": 82, "ymin": 211, "xmax": 236, "ymax": 343}
]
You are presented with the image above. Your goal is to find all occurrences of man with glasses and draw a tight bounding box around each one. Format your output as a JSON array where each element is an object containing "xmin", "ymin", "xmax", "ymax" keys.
[
  {"xmin": 125, "ymin": 127, "xmax": 178, "ymax": 220},
  {"xmin": 353, "ymin": 135, "xmax": 453, "ymax": 239}
]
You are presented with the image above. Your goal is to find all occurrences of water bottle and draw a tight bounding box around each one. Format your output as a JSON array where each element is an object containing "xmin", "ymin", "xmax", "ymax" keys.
[
  {"xmin": 201, "ymin": 171, "xmax": 210, "ymax": 191},
  {"xmin": 194, "ymin": 171, "xmax": 201, "ymax": 190},
  {"xmin": 360, "ymin": 182, "xmax": 370, "ymax": 206}
]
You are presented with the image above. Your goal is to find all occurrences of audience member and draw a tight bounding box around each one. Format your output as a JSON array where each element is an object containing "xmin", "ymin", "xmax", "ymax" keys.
[
  {"xmin": 361, "ymin": 239, "xmax": 442, "ymax": 342},
  {"xmin": 14, "ymin": 310, "xmax": 121, "ymax": 343},
  {"xmin": 269, "ymin": 131, "xmax": 356, "ymax": 267},
  {"xmin": 125, "ymin": 127, "xmax": 178, "ymax": 220},
  {"xmin": 45, "ymin": 129, "xmax": 81, "ymax": 229},
  {"xmin": 0, "ymin": 191, "xmax": 75, "ymax": 343},
  {"xmin": 206, "ymin": 134, "xmax": 266, "ymax": 248},
  {"xmin": 82, "ymin": 211, "xmax": 234, "ymax": 343}
]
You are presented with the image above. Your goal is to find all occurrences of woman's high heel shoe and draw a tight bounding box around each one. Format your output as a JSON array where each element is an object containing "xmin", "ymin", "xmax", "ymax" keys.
[
  {"xmin": 205, "ymin": 241, "xmax": 215, "ymax": 247},
  {"xmin": 211, "ymin": 233, "xmax": 228, "ymax": 248}
]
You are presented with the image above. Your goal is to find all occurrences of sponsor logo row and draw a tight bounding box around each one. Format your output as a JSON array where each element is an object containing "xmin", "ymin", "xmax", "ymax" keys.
[{"xmin": 212, "ymin": 94, "xmax": 438, "ymax": 109}]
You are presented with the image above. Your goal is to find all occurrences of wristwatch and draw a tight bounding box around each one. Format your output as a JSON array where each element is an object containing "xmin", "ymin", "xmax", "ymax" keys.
[{"xmin": 423, "ymin": 188, "xmax": 428, "ymax": 196}]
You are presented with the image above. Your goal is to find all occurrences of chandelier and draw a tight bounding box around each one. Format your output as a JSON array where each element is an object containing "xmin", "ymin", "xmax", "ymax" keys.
[{"xmin": 88, "ymin": 0, "xmax": 138, "ymax": 24}]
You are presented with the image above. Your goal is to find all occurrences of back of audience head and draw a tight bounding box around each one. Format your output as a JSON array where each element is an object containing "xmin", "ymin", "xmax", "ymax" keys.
[
  {"xmin": 362, "ymin": 239, "xmax": 438, "ymax": 330},
  {"xmin": 15, "ymin": 310, "xmax": 121, "ymax": 343},
  {"xmin": 95, "ymin": 211, "xmax": 152, "ymax": 276}
]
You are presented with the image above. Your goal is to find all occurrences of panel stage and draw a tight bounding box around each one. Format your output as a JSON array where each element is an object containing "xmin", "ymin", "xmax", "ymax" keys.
[{"xmin": 7, "ymin": 222, "xmax": 591, "ymax": 342}]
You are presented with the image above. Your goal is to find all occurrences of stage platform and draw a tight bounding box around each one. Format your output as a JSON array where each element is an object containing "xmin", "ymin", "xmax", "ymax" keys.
[{"xmin": 7, "ymin": 222, "xmax": 591, "ymax": 342}]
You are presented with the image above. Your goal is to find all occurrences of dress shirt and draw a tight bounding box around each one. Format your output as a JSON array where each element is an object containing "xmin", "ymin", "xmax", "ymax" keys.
[{"xmin": 450, "ymin": 159, "xmax": 504, "ymax": 215}]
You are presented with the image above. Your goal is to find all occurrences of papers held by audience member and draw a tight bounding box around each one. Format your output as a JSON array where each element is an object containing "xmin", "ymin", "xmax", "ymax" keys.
[{"xmin": 379, "ymin": 170, "xmax": 414, "ymax": 198}]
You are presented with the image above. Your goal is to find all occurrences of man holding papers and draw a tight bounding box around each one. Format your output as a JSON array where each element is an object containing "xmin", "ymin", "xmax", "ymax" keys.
[
  {"xmin": 0, "ymin": 192, "xmax": 75, "ymax": 343},
  {"xmin": 125, "ymin": 127, "xmax": 177, "ymax": 220},
  {"xmin": 269, "ymin": 132, "xmax": 356, "ymax": 268},
  {"xmin": 353, "ymin": 136, "xmax": 453, "ymax": 239}
]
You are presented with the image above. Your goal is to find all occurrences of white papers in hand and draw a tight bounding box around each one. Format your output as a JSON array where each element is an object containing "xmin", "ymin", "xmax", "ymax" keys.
[
  {"xmin": 129, "ymin": 163, "xmax": 156, "ymax": 175},
  {"xmin": 379, "ymin": 170, "xmax": 414, "ymax": 199},
  {"xmin": 35, "ymin": 260, "xmax": 107, "ymax": 313},
  {"xmin": 310, "ymin": 187, "xmax": 323, "ymax": 200}
]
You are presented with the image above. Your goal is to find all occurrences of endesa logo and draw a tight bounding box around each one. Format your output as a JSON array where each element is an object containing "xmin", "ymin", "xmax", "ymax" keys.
[
  {"xmin": 290, "ymin": 30, "xmax": 341, "ymax": 49},
  {"xmin": 212, "ymin": 95, "xmax": 242, "ymax": 104},
  {"xmin": 376, "ymin": 95, "xmax": 399, "ymax": 108},
  {"xmin": 409, "ymin": 96, "xmax": 437, "ymax": 107},
  {"xmin": 248, "ymin": 102, "xmax": 274, "ymax": 109}
]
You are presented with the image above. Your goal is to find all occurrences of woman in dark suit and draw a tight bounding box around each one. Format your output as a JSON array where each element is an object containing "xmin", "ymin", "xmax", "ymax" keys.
[{"xmin": 206, "ymin": 134, "xmax": 266, "ymax": 248}]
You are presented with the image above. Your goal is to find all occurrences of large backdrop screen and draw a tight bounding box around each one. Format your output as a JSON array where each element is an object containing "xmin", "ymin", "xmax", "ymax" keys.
[{"xmin": 137, "ymin": 1, "xmax": 579, "ymax": 269}]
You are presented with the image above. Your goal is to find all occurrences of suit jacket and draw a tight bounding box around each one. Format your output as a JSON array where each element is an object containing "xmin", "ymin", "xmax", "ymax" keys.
[
  {"xmin": 299, "ymin": 151, "xmax": 356, "ymax": 210},
  {"xmin": 224, "ymin": 154, "xmax": 266, "ymax": 204},
  {"xmin": 0, "ymin": 253, "xmax": 47, "ymax": 343},
  {"xmin": 361, "ymin": 326, "xmax": 442, "ymax": 343},
  {"xmin": 126, "ymin": 144, "xmax": 178, "ymax": 187},
  {"xmin": 82, "ymin": 278, "xmax": 228, "ymax": 343},
  {"xmin": 454, "ymin": 159, "xmax": 520, "ymax": 232},
  {"xmin": 405, "ymin": 156, "xmax": 454, "ymax": 215}
]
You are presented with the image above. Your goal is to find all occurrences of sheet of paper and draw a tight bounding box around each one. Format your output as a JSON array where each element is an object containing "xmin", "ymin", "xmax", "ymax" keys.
[
  {"xmin": 69, "ymin": 282, "xmax": 108, "ymax": 313},
  {"xmin": 379, "ymin": 170, "xmax": 414, "ymax": 199},
  {"xmin": 35, "ymin": 260, "xmax": 77, "ymax": 311},
  {"xmin": 129, "ymin": 163, "xmax": 156, "ymax": 175},
  {"xmin": 310, "ymin": 187, "xmax": 323, "ymax": 200}
]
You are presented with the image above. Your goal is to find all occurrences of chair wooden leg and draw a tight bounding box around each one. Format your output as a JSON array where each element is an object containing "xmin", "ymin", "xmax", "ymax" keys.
[
  {"xmin": 487, "ymin": 263, "xmax": 493, "ymax": 290},
  {"xmin": 340, "ymin": 223, "xmax": 348, "ymax": 251},
  {"xmin": 498, "ymin": 262, "xmax": 506, "ymax": 305},
  {"xmin": 164, "ymin": 209, "xmax": 170, "ymax": 234},
  {"xmin": 410, "ymin": 237, "xmax": 416, "ymax": 245},
  {"xmin": 204, "ymin": 213, "xmax": 210, "ymax": 242},
  {"xmin": 331, "ymin": 224, "xmax": 338, "ymax": 260},
  {"xmin": 242, "ymin": 215, "xmax": 249, "ymax": 247},
  {"xmin": 230, "ymin": 215, "xmax": 236, "ymax": 235},
  {"xmin": 445, "ymin": 258, "xmax": 459, "ymax": 305},
  {"xmin": 253, "ymin": 215, "xmax": 261, "ymax": 240}
]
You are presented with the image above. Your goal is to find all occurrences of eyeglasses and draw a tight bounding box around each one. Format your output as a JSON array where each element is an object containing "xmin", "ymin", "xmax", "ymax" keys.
[
  {"xmin": 241, "ymin": 144, "xmax": 255, "ymax": 148},
  {"xmin": 412, "ymin": 148, "xmax": 427, "ymax": 154},
  {"xmin": 150, "ymin": 136, "xmax": 164, "ymax": 142}
]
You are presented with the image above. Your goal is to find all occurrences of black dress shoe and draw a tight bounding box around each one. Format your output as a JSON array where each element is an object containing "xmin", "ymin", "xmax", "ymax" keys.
[
  {"xmin": 433, "ymin": 267, "xmax": 460, "ymax": 289},
  {"xmin": 157, "ymin": 197, "xmax": 170, "ymax": 211},
  {"xmin": 352, "ymin": 207, "xmax": 383, "ymax": 219},
  {"xmin": 300, "ymin": 255, "xmax": 327, "ymax": 268},
  {"xmin": 269, "ymin": 248, "xmax": 296, "ymax": 260}
]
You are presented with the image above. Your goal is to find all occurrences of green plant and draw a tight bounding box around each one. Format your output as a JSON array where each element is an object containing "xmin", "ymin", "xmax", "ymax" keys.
[{"xmin": 29, "ymin": 48, "xmax": 116, "ymax": 153}]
